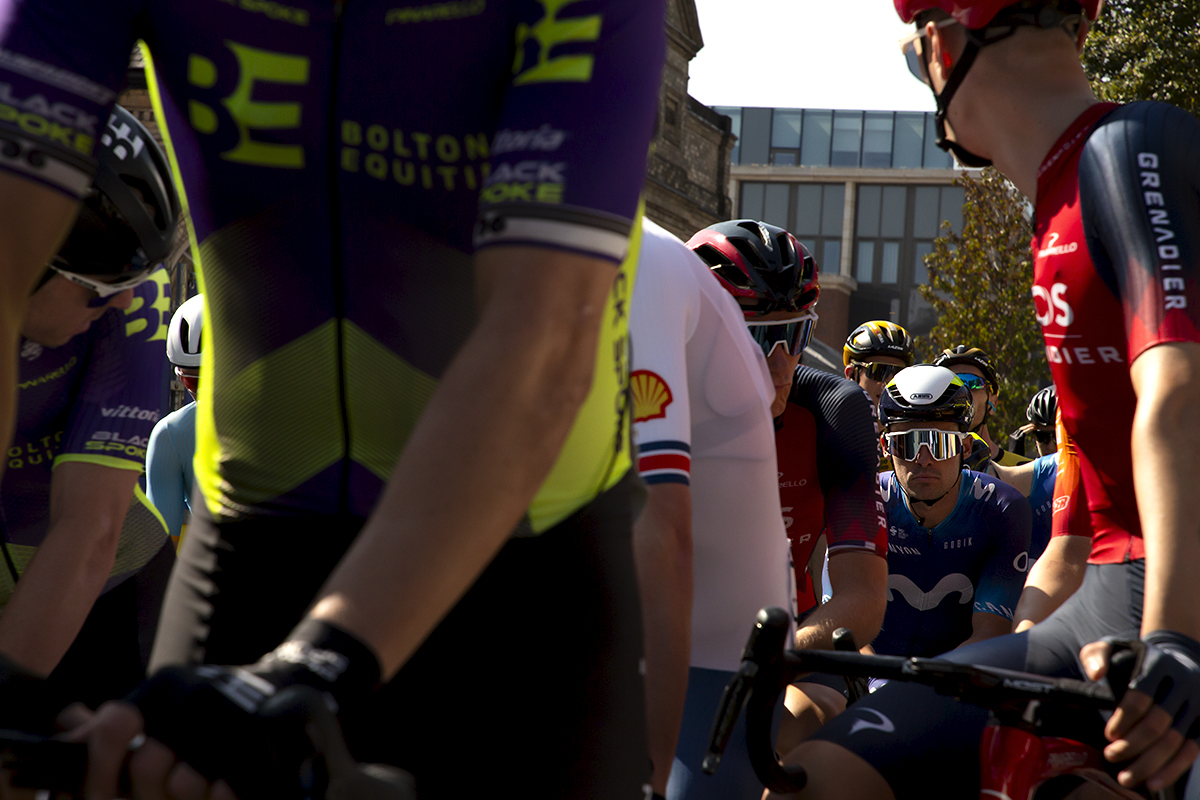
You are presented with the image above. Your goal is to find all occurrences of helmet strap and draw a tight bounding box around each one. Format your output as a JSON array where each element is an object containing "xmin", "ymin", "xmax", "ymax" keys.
[{"xmin": 929, "ymin": 38, "xmax": 993, "ymax": 168}]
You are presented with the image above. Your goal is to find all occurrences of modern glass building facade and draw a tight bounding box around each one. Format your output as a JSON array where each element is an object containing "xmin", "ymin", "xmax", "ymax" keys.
[{"xmin": 715, "ymin": 106, "xmax": 969, "ymax": 344}]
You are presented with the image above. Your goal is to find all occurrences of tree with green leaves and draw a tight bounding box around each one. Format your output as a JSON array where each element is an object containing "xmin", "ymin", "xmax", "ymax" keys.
[
  {"xmin": 915, "ymin": 168, "xmax": 1050, "ymax": 440},
  {"xmin": 1082, "ymin": 0, "xmax": 1200, "ymax": 116}
]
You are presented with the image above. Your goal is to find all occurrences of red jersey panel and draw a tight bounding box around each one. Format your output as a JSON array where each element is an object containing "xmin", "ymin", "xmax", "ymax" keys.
[{"xmin": 1032, "ymin": 102, "xmax": 1200, "ymax": 563}]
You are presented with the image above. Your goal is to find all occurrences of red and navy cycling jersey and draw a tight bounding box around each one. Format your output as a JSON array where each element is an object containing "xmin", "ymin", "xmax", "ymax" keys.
[
  {"xmin": 873, "ymin": 470, "xmax": 1030, "ymax": 658},
  {"xmin": 1, "ymin": 273, "xmax": 171, "ymax": 601},
  {"xmin": 1032, "ymin": 101, "xmax": 1200, "ymax": 564},
  {"xmin": 776, "ymin": 366, "xmax": 887, "ymax": 617}
]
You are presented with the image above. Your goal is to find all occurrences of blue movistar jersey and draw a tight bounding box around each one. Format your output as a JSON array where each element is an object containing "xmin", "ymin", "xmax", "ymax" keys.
[
  {"xmin": 0, "ymin": 0, "xmax": 665, "ymax": 530},
  {"xmin": 1, "ymin": 273, "xmax": 172, "ymax": 606},
  {"xmin": 1027, "ymin": 453, "xmax": 1058, "ymax": 562},
  {"xmin": 146, "ymin": 401, "xmax": 197, "ymax": 547},
  {"xmin": 875, "ymin": 469, "xmax": 1031, "ymax": 658}
]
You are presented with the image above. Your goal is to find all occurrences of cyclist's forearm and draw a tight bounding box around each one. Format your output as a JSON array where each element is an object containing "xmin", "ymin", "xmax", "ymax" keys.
[
  {"xmin": 1130, "ymin": 344, "xmax": 1200, "ymax": 640},
  {"xmin": 309, "ymin": 248, "xmax": 618, "ymax": 677},
  {"xmin": 0, "ymin": 514, "xmax": 122, "ymax": 674},
  {"xmin": 1013, "ymin": 535, "xmax": 1089, "ymax": 632},
  {"xmin": 795, "ymin": 552, "xmax": 887, "ymax": 651},
  {"xmin": 632, "ymin": 485, "xmax": 692, "ymax": 794}
]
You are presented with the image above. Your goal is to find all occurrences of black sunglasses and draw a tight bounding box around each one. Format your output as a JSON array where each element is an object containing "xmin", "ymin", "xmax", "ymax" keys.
[{"xmin": 852, "ymin": 361, "xmax": 902, "ymax": 383}]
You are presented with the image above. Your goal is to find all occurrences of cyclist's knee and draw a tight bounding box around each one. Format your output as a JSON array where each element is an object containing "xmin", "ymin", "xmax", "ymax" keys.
[
  {"xmin": 762, "ymin": 740, "xmax": 894, "ymax": 800},
  {"xmin": 777, "ymin": 683, "xmax": 848, "ymax": 755}
]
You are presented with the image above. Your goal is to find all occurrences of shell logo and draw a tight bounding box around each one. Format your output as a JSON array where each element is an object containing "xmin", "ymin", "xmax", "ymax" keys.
[{"xmin": 631, "ymin": 370, "xmax": 673, "ymax": 423}]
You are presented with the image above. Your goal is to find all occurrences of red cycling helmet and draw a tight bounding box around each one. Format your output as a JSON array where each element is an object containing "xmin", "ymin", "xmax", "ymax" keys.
[
  {"xmin": 895, "ymin": 0, "xmax": 1103, "ymax": 27},
  {"xmin": 686, "ymin": 220, "xmax": 819, "ymax": 319}
]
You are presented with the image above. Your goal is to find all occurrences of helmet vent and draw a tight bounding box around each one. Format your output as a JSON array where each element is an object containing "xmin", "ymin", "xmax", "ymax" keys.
[
  {"xmin": 776, "ymin": 233, "xmax": 796, "ymax": 266},
  {"xmin": 692, "ymin": 243, "xmax": 733, "ymax": 269},
  {"xmin": 729, "ymin": 237, "xmax": 770, "ymax": 272}
]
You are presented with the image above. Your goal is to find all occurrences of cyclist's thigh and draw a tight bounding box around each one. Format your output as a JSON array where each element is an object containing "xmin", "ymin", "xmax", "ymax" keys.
[
  {"xmin": 669, "ymin": 666, "xmax": 776, "ymax": 800},
  {"xmin": 1024, "ymin": 561, "xmax": 1143, "ymax": 678},
  {"xmin": 149, "ymin": 511, "xmax": 361, "ymax": 670},
  {"xmin": 357, "ymin": 473, "xmax": 648, "ymax": 800}
]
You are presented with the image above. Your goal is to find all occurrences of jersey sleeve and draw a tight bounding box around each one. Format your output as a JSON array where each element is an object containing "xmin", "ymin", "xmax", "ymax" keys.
[
  {"xmin": 58, "ymin": 271, "xmax": 171, "ymax": 471},
  {"xmin": 473, "ymin": 0, "xmax": 666, "ymax": 263},
  {"xmin": 807, "ymin": 373, "xmax": 887, "ymax": 559},
  {"xmin": 973, "ymin": 482, "xmax": 1032, "ymax": 620},
  {"xmin": 629, "ymin": 225, "xmax": 696, "ymax": 486},
  {"xmin": 1079, "ymin": 102, "xmax": 1200, "ymax": 362},
  {"xmin": 0, "ymin": 1, "xmax": 143, "ymax": 197},
  {"xmin": 145, "ymin": 415, "xmax": 185, "ymax": 546},
  {"xmin": 1050, "ymin": 408, "xmax": 1093, "ymax": 540}
]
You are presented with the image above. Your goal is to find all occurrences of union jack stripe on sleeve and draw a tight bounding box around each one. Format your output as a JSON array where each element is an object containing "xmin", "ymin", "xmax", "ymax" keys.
[{"xmin": 638, "ymin": 440, "xmax": 691, "ymax": 486}]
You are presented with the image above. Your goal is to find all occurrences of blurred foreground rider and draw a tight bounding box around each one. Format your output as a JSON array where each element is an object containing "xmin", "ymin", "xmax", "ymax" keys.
[
  {"xmin": 0, "ymin": 1, "xmax": 668, "ymax": 796},
  {"xmin": 0, "ymin": 106, "xmax": 178, "ymax": 711}
]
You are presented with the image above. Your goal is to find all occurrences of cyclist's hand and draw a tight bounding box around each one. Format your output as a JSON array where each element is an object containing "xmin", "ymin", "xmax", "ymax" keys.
[
  {"xmin": 67, "ymin": 700, "xmax": 238, "ymax": 800},
  {"xmin": 1081, "ymin": 633, "xmax": 1200, "ymax": 792}
]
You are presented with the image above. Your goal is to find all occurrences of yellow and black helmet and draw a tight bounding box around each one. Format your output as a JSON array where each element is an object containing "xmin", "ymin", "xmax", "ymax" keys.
[{"xmin": 843, "ymin": 321, "xmax": 915, "ymax": 367}]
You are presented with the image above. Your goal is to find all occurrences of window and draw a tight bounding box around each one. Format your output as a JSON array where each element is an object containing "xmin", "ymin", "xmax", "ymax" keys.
[
  {"xmin": 940, "ymin": 186, "xmax": 965, "ymax": 233},
  {"xmin": 893, "ymin": 113, "xmax": 925, "ymax": 169},
  {"xmin": 912, "ymin": 186, "xmax": 941, "ymax": 238},
  {"xmin": 856, "ymin": 241, "xmax": 874, "ymax": 283},
  {"xmin": 772, "ymin": 110, "xmax": 802, "ymax": 149},
  {"xmin": 771, "ymin": 152, "xmax": 797, "ymax": 166},
  {"xmin": 821, "ymin": 184, "xmax": 845, "ymax": 237},
  {"xmin": 740, "ymin": 183, "xmax": 764, "ymax": 220},
  {"xmin": 862, "ymin": 112, "xmax": 894, "ymax": 168},
  {"xmin": 831, "ymin": 110, "xmax": 863, "ymax": 167},
  {"xmin": 800, "ymin": 110, "xmax": 832, "ymax": 167},
  {"xmin": 823, "ymin": 240, "xmax": 842, "ymax": 276},
  {"xmin": 923, "ymin": 114, "xmax": 952, "ymax": 168},
  {"xmin": 794, "ymin": 185, "xmax": 822, "ymax": 236},
  {"xmin": 763, "ymin": 183, "xmax": 789, "ymax": 228},
  {"xmin": 914, "ymin": 242, "xmax": 933, "ymax": 285},
  {"xmin": 880, "ymin": 186, "xmax": 906, "ymax": 237},
  {"xmin": 857, "ymin": 185, "xmax": 881, "ymax": 237},
  {"xmin": 881, "ymin": 241, "xmax": 900, "ymax": 284},
  {"xmin": 740, "ymin": 107, "xmax": 772, "ymax": 165}
]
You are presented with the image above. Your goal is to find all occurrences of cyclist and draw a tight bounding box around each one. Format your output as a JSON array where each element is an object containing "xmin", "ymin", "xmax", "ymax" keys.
[
  {"xmin": 145, "ymin": 293, "xmax": 203, "ymax": 549},
  {"xmin": 990, "ymin": 387, "xmax": 1060, "ymax": 562},
  {"xmin": 766, "ymin": 1, "xmax": 1200, "ymax": 796},
  {"xmin": 843, "ymin": 321, "xmax": 915, "ymax": 470},
  {"xmin": 0, "ymin": 105, "xmax": 178, "ymax": 711},
  {"xmin": 1007, "ymin": 385, "xmax": 1058, "ymax": 457},
  {"xmin": 629, "ymin": 218, "xmax": 786, "ymax": 800},
  {"xmin": 0, "ymin": 2, "xmax": 668, "ymax": 797},
  {"xmin": 843, "ymin": 321, "xmax": 915, "ymax": 408},
  {"xmin": 870, "ymin": 365, "xmax": 1030, "ymax": 660},
  {"xmin": 933, "ymin": 345, "xmax": 1030, "ymax": 466},
  {"xmin": 692, "ymin": 220, "xmax": 888, "ymax": 749}
]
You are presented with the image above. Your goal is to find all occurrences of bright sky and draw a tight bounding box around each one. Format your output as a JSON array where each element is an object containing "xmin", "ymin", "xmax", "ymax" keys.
[{"xmin": 688, "ymin": 0, "xmax": 937, "ymax": 112}]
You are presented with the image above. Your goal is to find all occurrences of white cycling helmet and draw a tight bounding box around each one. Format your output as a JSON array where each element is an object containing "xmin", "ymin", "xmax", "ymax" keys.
[{"xmin": 166, "ymin": 294, "xmax": 204, "ymax": 369}]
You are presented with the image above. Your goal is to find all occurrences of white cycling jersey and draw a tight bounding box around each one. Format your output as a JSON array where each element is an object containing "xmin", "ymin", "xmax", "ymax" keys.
[{"xmin": 630, "ymin": 218, "xmax": 791, "ymax": 672}]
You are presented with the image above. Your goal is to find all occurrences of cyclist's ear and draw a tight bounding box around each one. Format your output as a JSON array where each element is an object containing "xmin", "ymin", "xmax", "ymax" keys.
[{"xmin": 845, "ymin": 365, "xmax": 856, "ymax": 381}]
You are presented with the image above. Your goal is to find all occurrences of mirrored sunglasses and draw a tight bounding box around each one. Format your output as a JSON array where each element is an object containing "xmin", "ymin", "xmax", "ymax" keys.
[
  {"xmin": 885, "ymin": 428, "xmax": 966, "ymax": 462},
  {"xmin": 955, "ymin": 372, "xmax": 988, "ymax": 391},
  {"xmin": 898, "ymin": 17, "xmax": 960, "ymax": 85},
  {"xmin": 851, "ymin": 361, "xmax": 902, "ymax": 383},
  {"xmin": 746, "ymin": 313, "xmax": 818, "ymax": 359}
]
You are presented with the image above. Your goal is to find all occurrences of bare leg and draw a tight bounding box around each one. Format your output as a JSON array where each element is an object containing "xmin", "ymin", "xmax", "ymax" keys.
[
  {"xmin": 762, "ymin": 740, "xmax": 896, "ymax": 800},
  {"xmin": 776, "ymin": 683, "xmax": 847, "ymax": 755}
]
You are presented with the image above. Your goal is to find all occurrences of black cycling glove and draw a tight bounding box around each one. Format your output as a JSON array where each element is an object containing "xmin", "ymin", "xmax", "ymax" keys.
[
  {"xmin": 130, "ymin": 620, "xmax": 382, "ymax": 799},
  {"xmin": 0, "ymin": 652, "xmax": 67, "ymax": 735},
  {"xmin": 1109, "ymin": 631, "xmax": 1200, "ymax": 743}
]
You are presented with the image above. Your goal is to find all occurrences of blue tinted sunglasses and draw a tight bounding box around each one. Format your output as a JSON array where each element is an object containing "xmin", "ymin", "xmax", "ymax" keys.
[{"xmin": 955, "ymin": 373, "xmax": 988, "ymax": 391}]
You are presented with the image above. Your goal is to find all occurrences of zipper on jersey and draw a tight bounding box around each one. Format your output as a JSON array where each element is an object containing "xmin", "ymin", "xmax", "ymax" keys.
[{"xmin": 329, "ymin": 0, "xmax": 352, "ymax": 514}]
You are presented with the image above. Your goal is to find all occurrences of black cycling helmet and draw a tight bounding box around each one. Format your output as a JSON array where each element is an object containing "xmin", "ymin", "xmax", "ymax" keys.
[
  {"xmin": 54, "ymin": 105, "xmax": 181, "ymax": 279},
  {"xmin": 879, "ymin": 365, "xmax": 975, "ymax": 431},
  {"xmin": 843, "ymin": 321, "xmax": 916, "ymax": 367},
  {"xmin": 932, "ymin": 345, "xmax": 999, "ymax": 395},
  {"xmin": 1026, "ymin": 385, "xmax": 1058, "ymax": 427},
  {"xmin": 687, "ymin": 220, "xmax": 819, "ymax": 318}
]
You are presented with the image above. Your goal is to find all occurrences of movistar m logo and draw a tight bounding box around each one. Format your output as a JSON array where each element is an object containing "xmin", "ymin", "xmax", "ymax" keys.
[{"xmin": 887, "ymin": 573, "xmax": 973, "ymax": 611}]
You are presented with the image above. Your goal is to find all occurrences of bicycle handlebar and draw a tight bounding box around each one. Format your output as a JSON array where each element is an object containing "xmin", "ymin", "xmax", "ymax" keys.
[
  {"xmin": 704, "ymin": 607, "xmax": 1142, "ymax": 794},
  {"xmin": 0, "ymin": 686, "xmax": 416, "ymax": 800}
]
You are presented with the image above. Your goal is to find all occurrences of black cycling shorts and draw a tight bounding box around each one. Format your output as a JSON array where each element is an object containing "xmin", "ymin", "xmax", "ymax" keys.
[
  {"xmin": 808, "ymin": 561, "xmax": 1146, "ymax": 800},
  {"xmin": 151, "ymin": 471, "xmax": 650, "ymax": 799}
]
